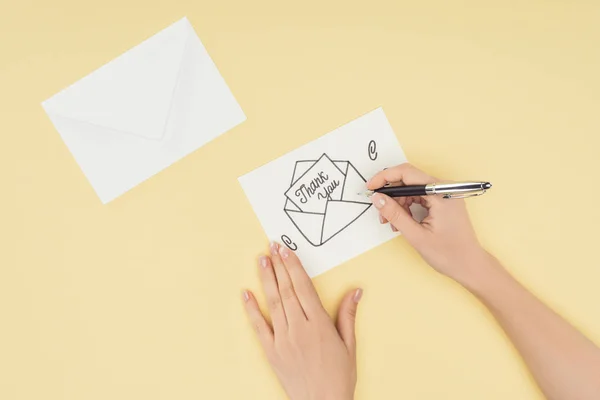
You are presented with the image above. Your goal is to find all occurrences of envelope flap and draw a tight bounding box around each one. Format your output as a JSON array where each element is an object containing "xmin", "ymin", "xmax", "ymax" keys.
[
  {"xmin": 285, "ymin": 210, "xmax": 325, "ymax": 246},
  {"xmin": 291, "ymin": 160, "xmax": 316, "ymax": 185},
  {"xmin": 340, "ymin": 163, "xmax": 369, "ymax": 203},
  {"xmin": 321, "ymin": 201, "xmax": 371, "ymax": 244},
  {"xmin": 42, "ymin": 18, "xmax": 192, "ymax": 140}
]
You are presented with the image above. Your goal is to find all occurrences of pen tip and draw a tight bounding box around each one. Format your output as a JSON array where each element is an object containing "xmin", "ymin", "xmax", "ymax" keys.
[{"xmin": 484, "ymin": 182, "xmax": 492, "ymax": 190}]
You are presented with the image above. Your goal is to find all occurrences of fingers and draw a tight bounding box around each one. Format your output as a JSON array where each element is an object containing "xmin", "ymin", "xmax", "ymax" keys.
[
  {"xmin": 242, "ymin": 290, "xmax": 274, "ymax": 351},
  {"xmin": 380, "ymin": 197, "xmax": 417, "ymax": 232},
  {"xmin": 258, "ymin": 255, "xmax": 288, "ymax": 333},
  {"xmin": 278, "ymin": 245, "xmax": 324, "ymax": 319},
  {"xmin": 269, "ymin": 242, "xmax": 306, "ymax": 324},
  {"xmin": 336, "ymin": 288, "xmax": 363, "ymax": 356},
  {"xmin": 372, "ymin": 192, "xmax": 425, "ymax": 242},
  {"xmin": 367, "ymin": 163, "xmax": 436, "ymax": 190}
]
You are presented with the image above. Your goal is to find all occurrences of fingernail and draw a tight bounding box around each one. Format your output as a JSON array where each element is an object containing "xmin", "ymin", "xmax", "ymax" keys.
[
  {"xmin": 269, "ymin": 241, "xmax": 279, "ymax": 256},
  {"xmin": 279, "ymin": 245, "xmax": 289, "ymax": 259},
  {"xmin": 242, "ymin": 290, "xmax": 250, "ymax": 302},
  {"xmin": 378, "ymin": 214, "xmax": 385, "ymax": 224},
  {"xmin": 259, "ymin": 256, "xmax": 269, "ymax": 269},
  {"xmin": 353, "ymin": 288, "xmax": 363, "ymax": 303},
  {"xmin": 372, "ymin": 193, "xmax": 385, "ymax": 209}
]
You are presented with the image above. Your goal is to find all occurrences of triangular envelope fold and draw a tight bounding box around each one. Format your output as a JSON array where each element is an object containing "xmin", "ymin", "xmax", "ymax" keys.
[
  {"xmin": 291, "ymin": 161, "xmax": 315, "ymax": 185},
  {"xmin": 321, "ymin": 201, "xmax": 371, "ymax": 244},
  {"xmin": 335, "ymin": 161, "xmax": 349, "ymax": 175},
  {"xmin": 328, "ymin": 161, "xmax": 348, "ymax": 201},
  {"xmin": 285, "ymin": 199, "xmax": 301, "ymax": 212},
  {"xmin": 285, "ymin": 210, "xmax": 325, "ymax": 246},
  {"xmin": 341, "ymin": 163, "xmax": 369, "ymax": 203},
  {"xmin": 43, "ymin": 18, "xmax": 191, "ymax": 140}
]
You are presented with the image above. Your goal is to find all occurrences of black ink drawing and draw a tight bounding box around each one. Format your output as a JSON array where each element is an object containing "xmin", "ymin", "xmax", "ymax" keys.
[
  {"xmin": 281, "ymin": 235, "xmax": 298, "ymax": 251},
  {"xmin": 283, "ymin": 153, "xmax": 372, "ymax": 247},
  {"xmin": 368, "ymin": 140, "xmax": 378, "ymax": 160}
]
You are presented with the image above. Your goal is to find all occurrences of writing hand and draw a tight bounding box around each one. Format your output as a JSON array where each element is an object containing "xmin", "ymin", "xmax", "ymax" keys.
[
  {"xmin": 367, "ymin": 163, "xmax": 487, "ymax": 285},
  {"xmin": 243, "ymin": 242, "xmax": 362, "ymax": 400}
]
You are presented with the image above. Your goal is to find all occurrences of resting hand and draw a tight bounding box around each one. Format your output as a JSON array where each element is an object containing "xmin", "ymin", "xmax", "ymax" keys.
[
  {"xmin": 243, "ymin": 242, "xmax": 362, "ymax": 400},
  {"xmin": 367, "ymin": 163, "xmax": 487, "ymax": 284}
]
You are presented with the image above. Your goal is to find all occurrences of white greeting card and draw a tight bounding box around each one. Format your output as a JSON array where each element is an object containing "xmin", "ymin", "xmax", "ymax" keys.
[{"xmin": 239, "ymin": 108, "xmax": 422, "ymax": 277}]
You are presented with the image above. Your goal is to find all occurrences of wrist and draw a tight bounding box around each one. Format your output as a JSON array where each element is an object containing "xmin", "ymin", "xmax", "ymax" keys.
[
  {"xmin": 308, "ymin": 386, "xmax": 354, "ymax": 400},
  {"xmin": 453, "ymin": 250, "xmax": 504, "ymax": 295},
  {"xmin": 317, "ymin": 390, "xmax": 354, "ymax": 400},
  {"xmin": 311, "ymin": 393, "xmax": 353, "ymax": 400}
]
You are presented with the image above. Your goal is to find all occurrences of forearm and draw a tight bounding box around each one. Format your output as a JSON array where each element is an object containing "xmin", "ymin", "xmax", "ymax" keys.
[
  {"xmin": 369, "ymin": 163, "xmax": 600, "ymax": 397},
  {"xmin": 460, "ymin": 254, "xmax": 600, "ymax": 400}
]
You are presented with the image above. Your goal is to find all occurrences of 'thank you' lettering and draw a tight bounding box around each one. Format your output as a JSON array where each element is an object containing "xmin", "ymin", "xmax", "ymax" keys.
[
  {"xmin": 294, "ymin": 171, "xmax": 341, "ymax": 203},
  {"xmin": 285, "ymin": 154, "xmax": 346, "ymax": 214}
]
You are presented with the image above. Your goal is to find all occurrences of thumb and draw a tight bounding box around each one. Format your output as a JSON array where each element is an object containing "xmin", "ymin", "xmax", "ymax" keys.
[
  {"xmin": 336, "ymin": 288, "xmax": 363, "ymax": 354},
  {"xmin": 372, "ymin": 193, "xmax": 424, "ymax": 242}
]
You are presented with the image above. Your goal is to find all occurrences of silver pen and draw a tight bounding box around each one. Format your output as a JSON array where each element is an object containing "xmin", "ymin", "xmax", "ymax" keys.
[{"xmin": 361, "ymin": 181, "xmax": 492, "ymax": 199}]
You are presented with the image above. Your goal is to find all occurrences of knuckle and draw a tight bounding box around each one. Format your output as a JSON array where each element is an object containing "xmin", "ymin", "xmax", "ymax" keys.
[
  {"xmin": 284, "ymin": 259, "xmax": 299, "ymax": 271},
  {"xmin": 253, "ymin": 321, "xmax": 264, "ymax": 334},
  {"xmin": 279, "ymin": 285, "xmax": 296, "ymax": 301},
  {"xmin": 346, "ymin": 306, "xmax": 357, "ymax": 319},
  {"xmin": 291, "ymin": 269, "xmax": 311, "ymax": 286},
  {"xmin": 296, "ymin": 282, "xmax": 316, "ymax": 299},
  {"xmin": 388, "ymin": 208, "xmax": 404, "ymax": 224},
  {"xmin": 268, "ymin": 296, "xmax": 282, "ymax": 311},
  {"xmin": 394, "ymin": 163, "xmax": 411, "ymax": 175}
]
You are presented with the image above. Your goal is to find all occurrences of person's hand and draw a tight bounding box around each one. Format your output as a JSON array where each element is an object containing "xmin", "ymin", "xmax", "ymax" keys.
[
  {"xmin": 243, "ymin": 242, "xmax": 362, "ymax": 400},
  {"xmin": 367, "ymin": 163, "xmax": 489, "ymax": 284}
]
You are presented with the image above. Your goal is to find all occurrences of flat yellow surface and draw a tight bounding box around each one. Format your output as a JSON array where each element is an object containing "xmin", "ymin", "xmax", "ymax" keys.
[{"xmin": 2, "ymin": 1, "xmax": 599, "ymax": 399}]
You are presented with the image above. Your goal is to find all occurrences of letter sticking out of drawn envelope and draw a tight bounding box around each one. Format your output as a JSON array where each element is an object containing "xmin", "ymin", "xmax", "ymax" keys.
[
  {"xmin": 284, "ymin": 154, "xmax": 372, "ymax": 246},
  {"xmin": 285, "ymin": 154, "xmax": 346, "ymax": 213},
  {"xmin": 42, "ymin": 17, "xmax": 246, "ymax": 203}
]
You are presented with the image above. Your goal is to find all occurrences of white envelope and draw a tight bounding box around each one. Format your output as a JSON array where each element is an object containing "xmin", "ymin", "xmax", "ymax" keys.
[
  {"xmin": 42, "ymin": 17, "xmax": 246, "ymax": 203},
  {"xmin": 283, "ymin": 154, "xmax": 372, "ymax": 246}
]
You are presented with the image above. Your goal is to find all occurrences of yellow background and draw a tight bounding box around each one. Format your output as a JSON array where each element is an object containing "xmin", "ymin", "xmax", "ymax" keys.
[{"xmin": 2, "ymin": 0, "xmax": 599, "ymax": 398}]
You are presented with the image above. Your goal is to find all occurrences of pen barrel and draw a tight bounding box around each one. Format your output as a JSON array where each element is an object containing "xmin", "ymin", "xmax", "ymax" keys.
[
  {"xmin": 375, "ymin": 186, "xmax": 427, "ymax": 197},
  {"xmin": 373, "ymin": 182, "xmax": 490, "ymax": 198},
  {"xmin": 426, "ymin": 182, "xmax": 486, "ymax": 195}
]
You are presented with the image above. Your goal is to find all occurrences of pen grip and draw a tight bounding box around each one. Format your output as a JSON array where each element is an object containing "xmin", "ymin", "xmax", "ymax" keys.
[{"xmin": 374, "ymin": 185, "xmax": 427, "ymax": 197}]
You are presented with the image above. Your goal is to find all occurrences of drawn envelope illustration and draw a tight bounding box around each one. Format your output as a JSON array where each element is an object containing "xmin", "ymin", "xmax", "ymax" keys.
[
  {"xmin": 284, "ymin": 154, "xmax": 372, "ymax": 246},
  {"xmin": 42, "ymin": 17, "xmax": 246, "ymax": 203}
]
